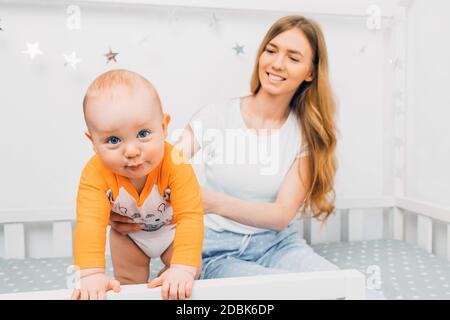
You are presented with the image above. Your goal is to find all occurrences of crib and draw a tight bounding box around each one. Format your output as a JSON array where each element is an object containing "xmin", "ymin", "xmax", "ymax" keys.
[
  {"xmin": 1, "ymin": 196, "xmax": 449, "ymax": 299},
  {"xmin": 1, "ymin": 0, "xmax": 450, "ymax": 300}
]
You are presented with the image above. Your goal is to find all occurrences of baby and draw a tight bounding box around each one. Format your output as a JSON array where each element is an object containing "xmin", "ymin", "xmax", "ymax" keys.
[{"xmin": 71, "ymin": 69, "xmax": 203, "ymax": 300}]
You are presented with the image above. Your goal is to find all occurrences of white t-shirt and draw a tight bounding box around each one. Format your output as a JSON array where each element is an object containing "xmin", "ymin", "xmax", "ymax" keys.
[{"xmin": 189, "ymin": 97, "xmax": 309, "ymax": 234}]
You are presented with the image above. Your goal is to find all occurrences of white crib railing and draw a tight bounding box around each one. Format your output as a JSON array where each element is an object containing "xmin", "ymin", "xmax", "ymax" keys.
[
  {"xmin": 0, "ymin": 270, "xmax": 366, "ymax": 300},
  {"xmin": 302, "ymin": 197, "xmax": 450, "ymax": 260},
  {"xmin": 0, "ymin": 208, "xmax": 75, "ymax": 259},
  {"xmin": 1, "ymin": 196, "xmax": 449, "ymax": 299},
  {"xmin": 1, "ymin": 197, "xmax": 450, "ymax": 260}
]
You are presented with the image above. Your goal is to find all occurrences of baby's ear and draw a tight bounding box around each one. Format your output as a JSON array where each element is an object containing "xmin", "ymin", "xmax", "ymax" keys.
[
  {"xmin": 84, "ymin": 131, "xmax": 97, "ymax": 153},
  {"xmin": 84, "ymin": 131, "xmax": 93, "ymax": 142},
  {"xmin": 162, "ymin": 114, "xmax": 171, "ymax": 136}
]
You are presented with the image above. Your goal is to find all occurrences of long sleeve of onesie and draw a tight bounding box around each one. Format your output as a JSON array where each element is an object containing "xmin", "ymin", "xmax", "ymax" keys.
[{"xmin": 74, "ymin": 142, "xmax": 204, "ymax": 269}]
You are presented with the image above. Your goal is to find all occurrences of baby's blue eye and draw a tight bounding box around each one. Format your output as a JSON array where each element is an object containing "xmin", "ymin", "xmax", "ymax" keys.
[
  {"xmin": 107, "ymin": 136, "xmax": 121, "ymax": 144},
  {"xmin": 137, "ymin": 130, "xmax": 151, "ymax": 138}
]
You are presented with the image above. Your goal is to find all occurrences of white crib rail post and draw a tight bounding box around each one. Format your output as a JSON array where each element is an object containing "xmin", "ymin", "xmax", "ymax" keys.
[
  {"xmin": 302, "ymin": 213, "xmax": 311, "ymax": 244},
  {"xmin": 52, "ymin": 221, "xmax": 73, "ymax": 257},
  {"xmin": 340, "ymin": 209, "xmax": 349, "ymax": 242},
  {"xmin": 392, "ymin": 207, "xmax": 404, "ymax": 240},
  {"xmin": 348, "ymin": 209, "xmax": 364, "ymax": 241},
  {"xmin": 4, "ymin": 223, "xmax": 26, "ymax": 259},
  {"xmin": 303, "ymin": 212, "xmax": 327, "ymax": 245},
  {"xmin": 447, "ymin": 224, "xmax": 450, "ymax": 261},
  {"xmin": 417, "ymin": 215, "xmax": 433, "ymax": 253},
  {"xmin": 297, "ymin": 215, "xmax": 304, "ymax": 239},
  {"xmin": 310, "ymin": 218, "xmax": 327, "ymax": 245}
]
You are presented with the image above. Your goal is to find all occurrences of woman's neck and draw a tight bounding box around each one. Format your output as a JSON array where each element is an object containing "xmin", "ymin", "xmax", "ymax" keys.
[{"xmin": 246, "ymin": 90, "xmax": 292, "ymax": 124}]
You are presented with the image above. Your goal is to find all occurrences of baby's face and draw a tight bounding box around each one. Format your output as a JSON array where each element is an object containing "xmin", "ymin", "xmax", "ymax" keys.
[{"xmin": 86, "ymin": 85, "xmax": 169, "ymax": 180}]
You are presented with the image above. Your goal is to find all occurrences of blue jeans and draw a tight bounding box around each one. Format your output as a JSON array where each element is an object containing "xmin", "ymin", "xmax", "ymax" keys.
[
  {"xmin": 202, "ymin": 221, "xmax": 339, "ymax": 278},
  {"xmin": 201, "ymin": 221, "xmax": 385, "ymax": 299}
]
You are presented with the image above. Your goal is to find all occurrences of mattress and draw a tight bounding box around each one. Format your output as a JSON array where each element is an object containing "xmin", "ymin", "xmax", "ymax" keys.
[{"xmin": 1, "ymin": 239, "xmax": 449, "ymax": 299}]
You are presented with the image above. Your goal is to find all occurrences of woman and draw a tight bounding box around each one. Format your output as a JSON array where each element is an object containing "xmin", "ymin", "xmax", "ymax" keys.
[{"xmin": 110, "ymin": 15, "xmax": 383, "ymax": 299}]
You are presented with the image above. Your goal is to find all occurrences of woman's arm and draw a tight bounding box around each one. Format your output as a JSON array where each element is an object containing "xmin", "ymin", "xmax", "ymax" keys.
[
  {"xmin": 179, "ymin": 124, "xmax": 311, "ymax": 232},
  {"xmin": 203, "ymin": 156, "xmax": 312, "ymax": 232}
]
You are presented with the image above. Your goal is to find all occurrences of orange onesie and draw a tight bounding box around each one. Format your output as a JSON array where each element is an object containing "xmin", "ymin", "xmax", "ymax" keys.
[{"xmin": 74, "ymin": 142, "xmax": 204, "ymax": 270}]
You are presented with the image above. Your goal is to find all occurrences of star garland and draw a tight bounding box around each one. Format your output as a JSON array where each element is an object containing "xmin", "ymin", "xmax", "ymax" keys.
[
  {"xmin": 232, "ymin": 43, "xmax": 245, "ymax": 56},
  {"xmin": 63, "ymin": 52, "xmax": 82, "ymax": 69},
  {"xmin": 104, "ymin": 48, "xmax": 119, "ymax": 63},
  {"xmin": 22, "ymin": 42, "xmax": 43, "ymax": 60}
]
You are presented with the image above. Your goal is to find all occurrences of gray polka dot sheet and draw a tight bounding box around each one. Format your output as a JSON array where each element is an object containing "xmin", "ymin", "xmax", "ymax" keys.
[
  {"xmin": 0, "ymin": 239, "xmax": 449, "ymax": 299},
  {"xmin": 0, "ymin": 257, "xmax": 164, "ymax": 295},
  {"xmin": 313, "ymin": 239, "xmax": 450, "ymax": 300}
]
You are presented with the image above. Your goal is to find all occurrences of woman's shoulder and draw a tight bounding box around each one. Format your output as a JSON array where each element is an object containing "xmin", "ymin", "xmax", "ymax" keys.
[
  {"xmin": 190, "ymin": 96, "xmax": 242, "ymax": 124},
  {"xmin": 199, "ymin": 96, "xmax": 241, "ymax": 113}
]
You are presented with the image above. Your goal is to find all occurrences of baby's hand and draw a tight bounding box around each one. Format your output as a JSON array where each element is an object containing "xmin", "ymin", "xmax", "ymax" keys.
[
  {"xmin": 147, "ymin": 264, "xmax": 197, "ymax": 300},
  {"xmin": 70, "ymin": 270, "xmax": 121, "ymax": 300}
]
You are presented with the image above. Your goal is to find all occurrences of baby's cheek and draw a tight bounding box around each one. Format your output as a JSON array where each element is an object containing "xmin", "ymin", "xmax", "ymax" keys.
[
  {"xmin": 146, "ymin": 140, "xmax": 165, "ymax": 161},
  {"xmin": 98, "ymin": 151, "xmax": 122, "ymax": 170}
]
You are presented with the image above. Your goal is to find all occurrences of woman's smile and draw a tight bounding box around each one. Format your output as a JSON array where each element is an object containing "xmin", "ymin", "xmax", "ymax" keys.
[{"xmin": 266, "ymin": 71, "xmax": 287, "ymax": 82}]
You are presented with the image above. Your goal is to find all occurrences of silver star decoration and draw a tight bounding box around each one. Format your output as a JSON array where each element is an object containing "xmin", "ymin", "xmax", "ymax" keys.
[
  {"xmin": 104, "ymin": 48, "xmax": 118, "ymax": 63},
  {"xmin": 22, "ymin": 42, "xmax": 43, "ymax": 60},
  {"xmin": 209, "ymin": 13, "xmax": 220, "ymax": 29},
  {"xmin": 232, "ymin": 43, "xmax": 245, "ymax": 56},
  {"xmin": 63, "ymin": 52, "xmax": 81, "ymax": 70}
]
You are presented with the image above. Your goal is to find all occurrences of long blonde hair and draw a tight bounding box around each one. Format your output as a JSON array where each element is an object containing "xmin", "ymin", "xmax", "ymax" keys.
[{"xmin": 250, "ymin": 15, "xmax": 338, "ymax": 221}]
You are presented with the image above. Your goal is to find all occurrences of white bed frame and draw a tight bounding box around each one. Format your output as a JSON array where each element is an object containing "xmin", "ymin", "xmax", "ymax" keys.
[
  {"xmin": 1, "ymin": 0, "xmax": 449, "ymax": 300},
  {"xmin": 0, "ymin": 270, "xmax": 366, "ymax": 300},
  {"xmin": 1, "ymin": 196, "xmax": 449, "ymax": 300}
]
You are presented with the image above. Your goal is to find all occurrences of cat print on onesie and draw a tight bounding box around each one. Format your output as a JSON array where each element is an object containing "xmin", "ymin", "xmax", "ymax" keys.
[{"xmin": 106, "ymin": 186, "xmax": 175, "ymax": 258}]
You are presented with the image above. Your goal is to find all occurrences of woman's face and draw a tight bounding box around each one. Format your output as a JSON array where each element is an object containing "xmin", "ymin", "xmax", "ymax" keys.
[{"xmin": 258, "ymin": 28, "xmax": 314, "ymax": 98}]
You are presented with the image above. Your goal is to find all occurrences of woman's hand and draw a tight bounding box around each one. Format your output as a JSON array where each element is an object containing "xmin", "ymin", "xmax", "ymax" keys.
[{"xmin": 109, "ymin": 211, "xmax": 143, "ymax": 235}]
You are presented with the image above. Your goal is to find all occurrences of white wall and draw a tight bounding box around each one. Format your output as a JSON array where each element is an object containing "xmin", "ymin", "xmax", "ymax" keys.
[
  {"xmin": 0, "ymin": 1, "xmax": 407, "ymax": 256},
  {"xmin": 404, "ymin": 0, "xmax": 450, "ymax": 257}
]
